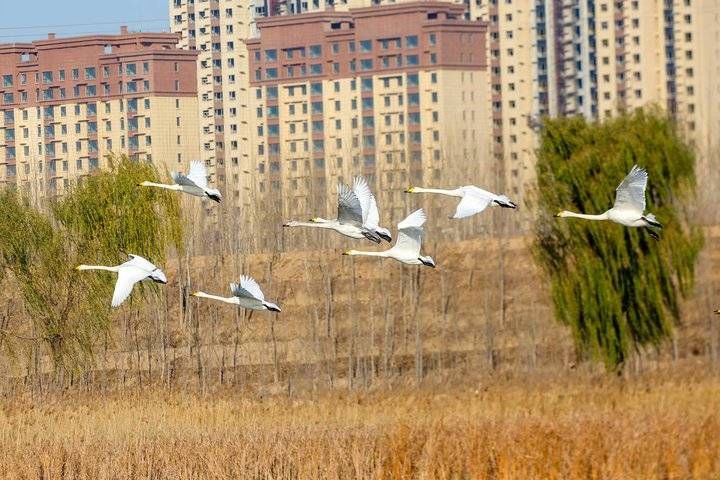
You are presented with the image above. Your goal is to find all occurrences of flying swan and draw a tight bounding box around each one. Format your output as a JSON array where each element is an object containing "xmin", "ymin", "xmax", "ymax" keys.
[
  {"xmin": 554, "ymin": 165, "xmax": 662, "ymax": 239},
  {"xmin": 283, "ymin": 182, "xmax": 382, "ymax": 243},
  {"xmin": 76, "ymin": 254, "xmax": 167, "ymax": 307},
  {"xmin": 352, "ymin": 176, "xmax": 392, "ymax": 241},
  {"xmin": 405, "ymin": 185, "xmax": 517, "ymax": 219},
  {"xmin": 138, "ymin": 160, "xmax": 222, "ymax": 202},
  {"xmin": 191, "ymin": 275, "xmax": 281, "ymax": 312},
  {"xmin": 343, "ymin": 208, "xmax": 436, "ymax": 267}
]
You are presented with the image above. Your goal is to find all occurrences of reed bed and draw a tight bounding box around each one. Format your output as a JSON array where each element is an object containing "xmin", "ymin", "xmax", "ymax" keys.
[{"xmin": 0, "ymin": 367, "xmax": 718, "ymax": 479}]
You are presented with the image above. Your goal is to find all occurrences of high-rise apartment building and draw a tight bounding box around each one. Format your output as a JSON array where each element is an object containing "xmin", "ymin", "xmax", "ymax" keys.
[
  {"xmin": 170, "ymin": 0, "xmax": 261, "ymax": 213},
  {"xmin": 467, "ymin": 0, "xmax": 718, "ymax": 220},
  {"xmin": 245, "ymin": 3, "xmax": 490, "ymax": 224},
  {"xmin": 171, "ymin": 0, "xmax": 491, "ymax": 230},
  {"xmin": 171, "ymin": 0, "xmax": 718, "ymax": 234},
  {"xmin": 465, "ymin": 1, "xmax": 539, "ymax": 222},
  {"xmin": 0, "ymin": 28, "xmax": 199, "ymax": 202}
]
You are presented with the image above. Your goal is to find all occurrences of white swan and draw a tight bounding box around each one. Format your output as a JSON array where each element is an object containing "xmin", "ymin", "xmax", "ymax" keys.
[
  {"xmin": 191, "ymin": 275, "xmax": 281, "ymax": 312},
  {"xmin": 555, "ymin": 165, "xmax": 662, "ymax": 239},
  {"xmin": 283, "ymin": 183, "xmax": 381, "ymax": 243},
  {"xmin": 76, "ymin": 254, "xmax": 167, "ymax": 307},
  {"xmin": 343, "ymin": 209, "xmax": 436, "ymax": 267},
  {"xmin": 405, "ymin": 185, "xmax": 517, "ymax": 219},
  {"xmin": 138, "ymin": 160, "xmax": 222, "ymax": 202},
  {"xmin": 352, "ymin": 176, "xmax": 392, "ymax": 242}
]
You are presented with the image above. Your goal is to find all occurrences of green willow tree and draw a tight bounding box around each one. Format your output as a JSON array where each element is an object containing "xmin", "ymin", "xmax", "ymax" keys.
[
  {"xmin": 0, "ymin": 154, "xmax": 183, "ymax": 371},
  {"xmin": 533, "ymin": 110, "xmax": 703, "ymax": 370}
]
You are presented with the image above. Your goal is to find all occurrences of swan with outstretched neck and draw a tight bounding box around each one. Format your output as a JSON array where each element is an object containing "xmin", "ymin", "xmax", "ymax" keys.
[
  {"xmin": 343, "ymin": 209, "xmax": 436, "ymax": 267},
  {"xmin": 76, "ymin": 254, "xmax": 167, "ymax": 307},
  {"xmin": 191, "ymin": 275, "xmax": 281, "ymax": 312},
  {"xmin": 405, "ymin": 185, "xmax": 516, "ymax": 219},
  {"xmin": 554, "ymin": 165, "xmax": 662, "ymax": 239},
  {"xmin": 138, "ymin": 160, "xmax": 222, "ymax": 202},
  {"xmin": 283, "ymin": 182, "xmax": 381, "ymax": 243}
]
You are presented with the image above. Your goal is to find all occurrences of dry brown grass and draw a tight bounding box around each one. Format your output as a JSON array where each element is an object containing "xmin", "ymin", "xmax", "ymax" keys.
[{"xmin": 0, "ymin": 365, "xmax": 718, "ymax": 479}]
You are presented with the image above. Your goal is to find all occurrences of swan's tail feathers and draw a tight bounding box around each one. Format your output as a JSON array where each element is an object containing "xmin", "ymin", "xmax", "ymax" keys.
[
  {"xmin": 494, "ymin": 195, "xmax": 517, "ymax": 209},
  {"xmin": 362, "ymin": 228, "xmax": 382, "ymax": 244},
  {"xmin": 643, "ymin": 214, "xmax": 662, "ymax": 229}
]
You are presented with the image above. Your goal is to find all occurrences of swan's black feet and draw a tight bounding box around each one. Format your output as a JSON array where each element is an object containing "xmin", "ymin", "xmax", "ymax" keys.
[{"xmin": 645, "ymin": 228, "xmax": 660, "ymax": 240}]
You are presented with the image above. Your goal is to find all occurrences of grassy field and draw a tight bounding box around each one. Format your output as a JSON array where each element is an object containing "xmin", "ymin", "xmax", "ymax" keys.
[{"xmin": 0, "ymin": 364, "xmax": 718, "ymax": 479}]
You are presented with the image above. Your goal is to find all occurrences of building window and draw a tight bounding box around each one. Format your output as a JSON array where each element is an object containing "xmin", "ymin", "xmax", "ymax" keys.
[
  {"xmin": 360, "ymin": 59, "xmax": 373, "ymax": 71},
  {"xmin": 429, "ymin": 33, "xmax": 436, "ymax": 46},
  {"xmin": 309, "ymin": 45, "xmax": 322, "ymax": 57},
  {"xmin": 265, "ymin": 49, "xmax": 277, "ymax": 62},
  {"xmin": 405, "ymin": 35, "xmax": 418, "ymax": 48},
  {"xmin": 360, "ymin": 40, "xmax": 372, "ymax": 53},
  {"xmin": 85, "ymin": 67, "xmax": 96, "ymax": 80}
]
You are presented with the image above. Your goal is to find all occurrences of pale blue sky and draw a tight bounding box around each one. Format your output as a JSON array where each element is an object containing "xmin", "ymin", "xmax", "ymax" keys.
[{"xmin": 0, "ymin": 0, "xmax": 169, "ymax": 43}]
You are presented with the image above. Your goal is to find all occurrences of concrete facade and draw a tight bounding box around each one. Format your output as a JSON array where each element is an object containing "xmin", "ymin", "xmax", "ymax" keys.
[
  {"xmin": 171, "ymin": 0, "xmax": 492, "ymax": 232},
  {"xmin": 0, "ymin": 29, "xmax": 200, "ymax": 202}
]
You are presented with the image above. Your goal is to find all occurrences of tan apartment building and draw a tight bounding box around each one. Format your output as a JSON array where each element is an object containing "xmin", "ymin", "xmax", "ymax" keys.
[
  {"xmin": 464, "ymin": 0, "xmax": 539, "ymax": 231},
  {"xmin": 170, "ymin": 0, "xmax": 259, "ymax": 213},
  {"xmin": 170, "ymin": 0, "xmax": 718, "ymax": 233},
  {"xmin": 245, "ymin": 2, "xmax": 490, "ymax": 227},
  {"xmin": 0, "ymin": 28, "xmax": 199, "ymax": 202}
]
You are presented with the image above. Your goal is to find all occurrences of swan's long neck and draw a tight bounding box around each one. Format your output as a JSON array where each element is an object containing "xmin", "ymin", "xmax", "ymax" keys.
[
  {"xmin": 346, "ymin": 250, "xmax": 391, "ymax": 258},
  {"xmin": 562, "ymin": 211, "xmax": 610, "ymax": 221},
  {"xmin": 412, "ymin": 187, "xmax": 462, "ymax": 197},
  {"xmin": 139, "ymin": 181, "xmax": 180, "ymax": 191},
  {"xmin": 76, "ymin": 265, "xmax": 119, "ymax": 272},
  {"xmin": 288, "ymin": 221, "xmax": 335, "ymax": 229},
  {"xmin": 192, "ymin": 292, "xmax": 239, "ymax": 304}
]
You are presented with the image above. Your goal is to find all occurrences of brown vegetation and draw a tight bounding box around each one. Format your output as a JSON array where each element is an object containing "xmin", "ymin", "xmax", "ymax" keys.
[{"xmin": 0, "ymin": 363, "xmax": 718, "ymax": 479}]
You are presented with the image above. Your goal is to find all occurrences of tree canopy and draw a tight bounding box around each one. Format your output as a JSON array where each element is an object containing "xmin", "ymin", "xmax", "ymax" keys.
[
  {"xmin": 533, "ymin": 110, "xmax": 703, "ymax": 370},
  {"xmin": 0, "ymin": 155, "xmax": 183, "ymax": 371}
]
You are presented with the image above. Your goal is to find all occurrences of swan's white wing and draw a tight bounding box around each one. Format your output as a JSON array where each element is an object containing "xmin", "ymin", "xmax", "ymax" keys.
[
  {"xmin": 352, "ymin": 176, "xmax": 373, "ymax": 224},
  {"xmin": 231, "ymin": 275, "xmax": 265, "ymax": 301},
  {"xmin": 613, "ymin": 165, "xmax": 647, "ymax": 213},
  {"xmin": 112, "ymin": 266, "xmax": 150, "ymax": 307},
  {"xmin": 392, "ymin": 209, "xmax": 426, "ymax": 256},
  {"xmin": 453, "ymin": 194, "xmax": 493, "ymax": 219},
  {"xmin": 172, "ymin": 161, "xmax": 208, "ymax": 190},
  {"xmin": 186, "ymin": 161, "xmax": 209, "ymax": 189},
  {"xmin": 124, "ymin": 254, "xmax": 157, "ymax": 272},
  {"xmin": 397, "ymin": 208, "xmax": 427, "ymax": 230},
  {"xmin": 337, "ymin": 183, "xmax": 363, "ymax": 225},
  {"xmin": 461, "ymin": 185, "xmax": 496, "ymax": 198},
  {"xmin": 366, "ymin": 195, "xmax": 380, "ymax": 230}
]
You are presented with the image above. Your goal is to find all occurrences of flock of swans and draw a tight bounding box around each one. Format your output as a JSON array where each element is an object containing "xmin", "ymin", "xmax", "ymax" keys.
[{"xmin": 75, "ymin": 161, "xmax": 667, "ymax": 313}]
